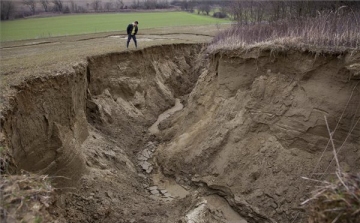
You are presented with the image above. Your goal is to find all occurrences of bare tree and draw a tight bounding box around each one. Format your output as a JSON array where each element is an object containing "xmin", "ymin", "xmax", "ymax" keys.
[
  {"xmin": 225, "ymin": 0, "xmax": 357, "ymax": 25},
  {"xmin": 23, "ymin": 0, "xmax": 37, "ymax": 15},
  {"xmin": 1, "ymin": 1, "xmax": 15, "ymax": 20},
  {"xmin": 144, "ymin": 0, "xmax": 156, "ymax": 9},
  {"xmin": 53, "ymin": 0, "xmax": 63, "ymax": 12},
  {"xmin": 219, "ymin": 1, "xmax": 227, "ymax": 15},
  {"xmin": 104, "ymin": 1, "xmax": 113, "ymax": 11},
  {"xmin": 250, "ymin": 0, "xmax": 265, "ymax": 23},
  {"xmin": 63, "ymin": 5, "xmax": 70, "ymax": 13},
  {"xmin": 181, "ymin": 0, "xmax": 194, "ymax": 12},
  {"xmin": 198, "ymin": 3, "xmax": 211, "ymax": 15},
  {"xmin": 227, "ymin": 0, "xmax": 244, "ymax": 23},
  {"xmin": 115, "ymin": 0, "xmax": 124, "ymax": 9},
  {"xmin": 92, "ymin": 0, "xmax": 102, "ymax": 11},
  {"xmin": 40, "ymin": 0, "xmax": 49, "ymax": 12},
  {"xmin": 70, "ymin": 0, "xmax": 78, "ymax": 12},
  {"xmin": 157, "ymin": 0, "xmax": 169, "ymax": 9},
  {"xmin": 131, "ymin": 0, "xmax": 141, "ymax": 9}
]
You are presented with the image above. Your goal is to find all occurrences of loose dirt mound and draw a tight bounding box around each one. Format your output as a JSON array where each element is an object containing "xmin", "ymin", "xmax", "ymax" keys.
[{"xmin": 1, "ymin": 44, "xmax": 360, "ymax": 223}]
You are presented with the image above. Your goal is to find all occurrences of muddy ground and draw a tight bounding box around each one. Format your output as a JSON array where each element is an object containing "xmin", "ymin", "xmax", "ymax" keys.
[{"xmin": 1, "ymin": 25, "xmax": 360, "ymax": 223}]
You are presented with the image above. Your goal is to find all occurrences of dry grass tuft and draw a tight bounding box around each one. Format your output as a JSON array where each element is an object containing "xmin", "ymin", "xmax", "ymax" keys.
[
  {"xmin": 300, "ymin": 112, "xmax": 360, "ymax": 223},
  {"xmin": 209, "ymin": 8, "xmax": 360, "ymax": 54},
  {"xmin": 304, "ymin": 173, "xmax": 360, "ymax": 223},
  {"xmin": 1, "ymin": 171, "xmax": 55, "ymax": 223}
]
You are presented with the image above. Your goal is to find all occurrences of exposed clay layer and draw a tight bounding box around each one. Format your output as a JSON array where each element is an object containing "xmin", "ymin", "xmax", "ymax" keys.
[{"xmin": 1, "ymin": 45, "xmax": 360, "ymax": 223}]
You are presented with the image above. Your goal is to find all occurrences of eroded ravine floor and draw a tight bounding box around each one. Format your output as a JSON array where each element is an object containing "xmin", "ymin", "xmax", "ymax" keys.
[
  {"xmin": 2, "ymin": 44, "xmax": 253, "ymax": 223},
  {"xmin": 1, "ymin": 43, "xmax": 360, "ymax": 223}
]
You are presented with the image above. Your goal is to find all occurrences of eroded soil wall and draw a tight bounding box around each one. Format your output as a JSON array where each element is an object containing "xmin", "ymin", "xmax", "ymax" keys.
[
  {"xmin": 1, "ymin": 45, "xmax": 360, "ymax": 223},
  {"xmin": 157, "ymin": 49, "xmax": 360, "ymax": 222},
  {"xmin": 2, "ymin": 65, "xmax": 89, "ymax": 186},
  {"xmin": 1, "ymin": 44, "xmax": 207, "ymax": 223}
]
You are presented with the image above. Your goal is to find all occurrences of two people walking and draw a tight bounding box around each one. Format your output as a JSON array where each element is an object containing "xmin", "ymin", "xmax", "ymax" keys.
[{"xmin": 127, "ymin": 21, "xmax": 138, "ymax": 49}]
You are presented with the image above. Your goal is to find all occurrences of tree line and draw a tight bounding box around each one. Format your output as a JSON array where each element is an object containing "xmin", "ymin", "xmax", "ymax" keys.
[
  {"xmin": 174, "ymin": 0, "xmax": 360, "ymax": 21},
  {"xmin": 2, "ymin": 0, "xmax": 360, "ymax": 21},
  {"xmin": 1, "ymin": 0, "xmax": 177, "ymax": 20},
  {"xmin": 1, "ymin": 0, "xmax": 128, "ymax": 19}
]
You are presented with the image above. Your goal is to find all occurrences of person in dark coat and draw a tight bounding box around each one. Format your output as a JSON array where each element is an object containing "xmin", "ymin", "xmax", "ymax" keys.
[{"xmin": 126, "ymin": 21, "xmax": 138, "ymax": 48}]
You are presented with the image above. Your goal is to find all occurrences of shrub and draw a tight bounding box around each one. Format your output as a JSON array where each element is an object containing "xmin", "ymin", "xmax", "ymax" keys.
[
  {"xmin": 63, "ymin": 5, "xmax": 70, "ymax": 13},
  {"xmin": 213, "ymin": 11, "xmax": 227, "ymax": 18},
  {"xmin": 306, "ymin": 173, "xmax": 360, "ymax": 223}
]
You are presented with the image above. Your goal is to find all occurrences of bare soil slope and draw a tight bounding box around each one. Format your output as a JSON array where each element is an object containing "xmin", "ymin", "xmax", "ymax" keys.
[
  {"xmin": 1, "ymin": 44, "xmax": 360, "ymax": 223},
  {"xmin": 156, "ymin": 49, "xmax": 360, "ymax": 222},
  {"xmin": 2, "ymin": 44, "xmax": 208, "ymax": 222}
]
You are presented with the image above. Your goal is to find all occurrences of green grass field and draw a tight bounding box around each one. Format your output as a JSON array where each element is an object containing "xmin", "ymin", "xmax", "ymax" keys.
[{"xmin": 0, "ymin": 12, "xmax": 228, "ymax": 41}]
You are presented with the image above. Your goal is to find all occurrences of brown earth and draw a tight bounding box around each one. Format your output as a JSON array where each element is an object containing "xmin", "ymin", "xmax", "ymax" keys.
[
  {"xmin": 156, "ymin": 49, "xmax": 360, "ymax": 222},
  {"xmin": 1, "ymin": 32, "xmax": 360, "ymax": 223}
]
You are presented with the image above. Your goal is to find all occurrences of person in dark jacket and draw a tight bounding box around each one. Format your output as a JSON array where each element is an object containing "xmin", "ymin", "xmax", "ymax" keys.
[{"xmin": 126, "ymin": 21, "xmax": 138, "ymax": 48}]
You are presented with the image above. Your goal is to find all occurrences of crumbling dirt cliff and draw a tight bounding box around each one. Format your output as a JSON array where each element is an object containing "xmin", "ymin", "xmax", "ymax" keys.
[
  {"xmin": 157, "ymin": 49, "xmax": 360, "ymax": 222},
  {"xmin": 1, "ymin": 44, "xmax": 359, "ymax": 223}
]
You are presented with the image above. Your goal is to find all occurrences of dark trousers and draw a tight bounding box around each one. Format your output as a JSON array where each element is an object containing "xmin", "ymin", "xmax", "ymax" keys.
[{"xmin": 127, "ymin": 35, "xmax": 137, "ymax": 48}]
